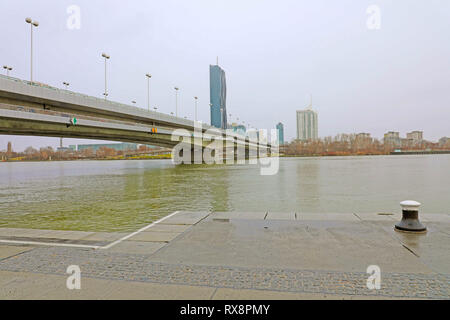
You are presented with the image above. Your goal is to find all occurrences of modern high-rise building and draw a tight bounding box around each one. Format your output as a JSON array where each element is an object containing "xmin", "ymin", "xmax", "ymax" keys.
[
  {"xmin": 276, "ymin": 122, "xmax": 284, "ymax": 145},
  {"xmin": 296, "ymin": 100, "xmax": 318, "ymax": 141},
  {"xmin": 209, "ymin": 64, "xmax": 227, "ymax": 129}
]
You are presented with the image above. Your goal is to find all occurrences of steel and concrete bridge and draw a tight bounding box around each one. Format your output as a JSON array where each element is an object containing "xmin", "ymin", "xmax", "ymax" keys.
[{"xmin": 0, "ymin": 75, "xmax": 273, "ymax": 162}]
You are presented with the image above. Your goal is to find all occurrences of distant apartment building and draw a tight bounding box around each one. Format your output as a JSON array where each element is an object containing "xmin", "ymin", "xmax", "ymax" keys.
[
  {"xmin": 406, "ymin": 131, "xmax": 423, "ymax": 143},
  {"xmin": 355, "ymin": 133, "xmax": 372, "ymax": 148},
  {"xmin": 383, "ymin": 131, "xmax": 401, "ymax": 147},
  {"xmin": 439, "ymin": 137, "xmax": 450, "ymax": 146},
  {"xmin": 296, "ymin": 109, "xmax": 318, "ymax": 141},
  {"xmin": 276, "ymin": 122, "xmax": 284, "ymax": 145},
  {"xmin": 209, "ymin": 64, "xmax": 227, "ymax": 129}
]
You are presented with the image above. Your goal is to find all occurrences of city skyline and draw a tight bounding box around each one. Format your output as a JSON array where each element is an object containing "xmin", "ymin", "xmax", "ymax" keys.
[{"xmin": 1, "ymin": 1, "xmax": 450, "ymax": 151}]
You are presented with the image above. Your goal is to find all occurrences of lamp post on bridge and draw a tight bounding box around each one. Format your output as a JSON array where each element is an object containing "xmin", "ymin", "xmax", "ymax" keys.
[
  {"xmin": 194, "ymin": 96, "xmax": 198, "ymax": 122},
  {"xmin": 174, "ymin": 87, "xmax": 179, "ymax": 117},
  {"xmin": 101, "ymin": 53, "xmax": 110, "ymax": 100},
  {"xmin": 3, "ymin": 65, "xmax": 12, "ymax": 77},
  {"xmin": 146, "ymin": 73, "xmax": 151, "ymax": 111},
  {"xmin": 25, "ymin": 17, "xmax": 39, "ymax": 83}
]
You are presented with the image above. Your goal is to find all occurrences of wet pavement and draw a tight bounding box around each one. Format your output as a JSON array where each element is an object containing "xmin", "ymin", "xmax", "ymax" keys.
[{"xmin": 0, "ymin": 211, "xmax": 448, "ymax": 299}]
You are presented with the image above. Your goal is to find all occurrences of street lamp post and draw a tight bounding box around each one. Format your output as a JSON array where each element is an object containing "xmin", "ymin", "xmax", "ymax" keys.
[
  {"xmin": 209, "ymin": 103, "xmax": 215, "ymax": 127},
  {"xmin": 3, "ymin": 65, "xmax": 12, "ymax": 77},
  {"xmin": 194, "ymin": 96, "xmax": 198, "ymax": 122},
  {"xmin": 101, "ymin": 53, "xmax": 110, "ymax": 100},
  {"xmin": 146, "ymin": 73, "xmax": 151, "ymax": 111},
  {"xmin": 25, "ymin": 17, "xmax": 39, "ymax": 83},
  {"xmin": 62, "ymin": 82, "xmax": 69, "ymax": 89},
  {"xmin": 174, "ymin": 87, "xmax": 179, "ymax": 117}
]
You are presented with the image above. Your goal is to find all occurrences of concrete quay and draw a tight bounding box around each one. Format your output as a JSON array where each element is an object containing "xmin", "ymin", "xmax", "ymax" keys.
[{"xmin": 0, "ymin": 211, "xmax": 448, "ymax": 300}]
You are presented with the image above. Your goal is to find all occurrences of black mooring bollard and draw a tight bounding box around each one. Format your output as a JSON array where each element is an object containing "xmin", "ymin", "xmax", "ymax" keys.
[{"xmin": 395, "ymin": 200, "xmax": 427, "ymax": 233}]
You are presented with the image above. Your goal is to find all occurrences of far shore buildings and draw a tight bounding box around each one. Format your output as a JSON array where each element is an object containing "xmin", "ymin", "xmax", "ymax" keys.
[
  {"xmin": 70, "ymin": 142, "xmax": 138, "ymax": 152},
  {"xmin": 384, "ymin": 130, "xmax": 424, "ymax": 148},
  {"xmin": 296, "ymin": 98, "xmax": 318, "ymax": 141},
  {"xmin": 439, "ymin": 137, "xmax": 449, "ymax": 146}
]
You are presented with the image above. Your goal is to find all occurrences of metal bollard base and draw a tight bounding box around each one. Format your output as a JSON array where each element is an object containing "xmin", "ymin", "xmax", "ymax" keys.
[{"xmin": 395, "ymin": 210, "xmax": 427, "ymax": 233}]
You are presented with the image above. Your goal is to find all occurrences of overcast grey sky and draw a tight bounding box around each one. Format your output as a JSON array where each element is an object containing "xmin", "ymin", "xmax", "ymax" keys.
[{"xmin": 1, "ymin": 0, "xmax": 449, "ymax": 151}]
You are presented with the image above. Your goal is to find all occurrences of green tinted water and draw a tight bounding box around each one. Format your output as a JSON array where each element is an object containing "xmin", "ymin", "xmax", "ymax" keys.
[{"xmin": 0, "ymin": 155, "xmax": 448, "ymax": 232}]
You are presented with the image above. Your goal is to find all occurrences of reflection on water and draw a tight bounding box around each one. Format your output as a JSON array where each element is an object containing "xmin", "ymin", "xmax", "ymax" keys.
[{"xmin": 0, "ymin": 155, "xmax": 448, "ymax": 232}]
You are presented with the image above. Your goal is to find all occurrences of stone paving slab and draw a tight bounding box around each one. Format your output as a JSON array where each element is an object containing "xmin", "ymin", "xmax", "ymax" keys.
[
  {"xmin": 210, "ymin": 212, "xmax": 267, "ymax": 220},
  {"xmin": 0, "ymin": 270, "xmax": 215, "ymax": 300},
  {"xmin": 36, "ymin": 230, "xmax": 95, "ymax": 240},
  {"xmin": 0, "ymin": 236, "xmax": 107, "ymax": 246},
  {"xmin": 80, "ymin": 232, "xmax": 128, "ymax": 242},
  {"xmin": 354, "ymin": 213, "xmax": 397, "ymax": 221},
  {"xmin": 0, "ymin": 228, "xmax": 61, "ymax": 238},
  {"xmin": 103, "ymin": 280, "xmax": 216, "ymax": 300},
  {"xmin": 159, "ymin": 211, "xmax": 210, "ymax": 225},
  {"xmin": 0, "ymin": 228, "xmax": 97, "ymax": 241},
  {"xmin": 106, "ymin": 241, "xmax": 166, "ymax": 255},
  {"xmin": 299, "ymin": 213, "xmax": 360, "ymax": 221},
  {"xmin": 146, "ymin": 224, "xmax": 191, "ymax": 233},
  {"xmin": 419, "ymin": 214, "xmax": 450, "ymax": 223},
  {"xmin": 265, "ymin": 212, "xmax": 297, "ymax": 220},
  {"xmin": 128, "ymin": 231, "xmax": 182, "ymax": 243}
]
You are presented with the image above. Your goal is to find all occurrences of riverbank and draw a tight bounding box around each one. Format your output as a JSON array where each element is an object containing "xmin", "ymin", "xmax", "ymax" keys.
[
  {"xmin": 1, "ymin": 153, "xmax": 171, "ymax": 162},
  {"xmin": 0, "ymin": 211, "xmax": 448, "ymax": 299}
]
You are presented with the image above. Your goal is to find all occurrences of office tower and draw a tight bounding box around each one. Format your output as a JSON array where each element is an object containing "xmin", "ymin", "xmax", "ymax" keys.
[
  {"xmin": 209, "ymin": 64, "xmax": 227, "ymax": 129},
  {"xmin": 276, "ymin": 122, "xmax": 284, "ymax": 144}
]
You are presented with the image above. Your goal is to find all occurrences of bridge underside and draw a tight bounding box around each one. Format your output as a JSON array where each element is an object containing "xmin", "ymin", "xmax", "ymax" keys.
[
  {"xmin": 0, "ymin": 117, "xmax": 177, "ymax": 148},
  {"xmin": 0, "ymin": 116, "xmax": 268, "ymax": 163}
]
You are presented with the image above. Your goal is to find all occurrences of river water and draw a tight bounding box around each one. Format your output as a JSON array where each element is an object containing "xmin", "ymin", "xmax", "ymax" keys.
[{"xmin": 0, "ymin": 155, "xmax": 448, "ymax": 232}]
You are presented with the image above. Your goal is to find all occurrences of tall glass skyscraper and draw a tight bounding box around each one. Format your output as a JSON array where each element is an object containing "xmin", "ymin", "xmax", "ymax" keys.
[
  {"xmin": 276, "ymin": 122, "xmax": 284, "ymax": 145},
  {"xmin": 209, "ymin": 64, "xmax": 227, "ymax": 129}
]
